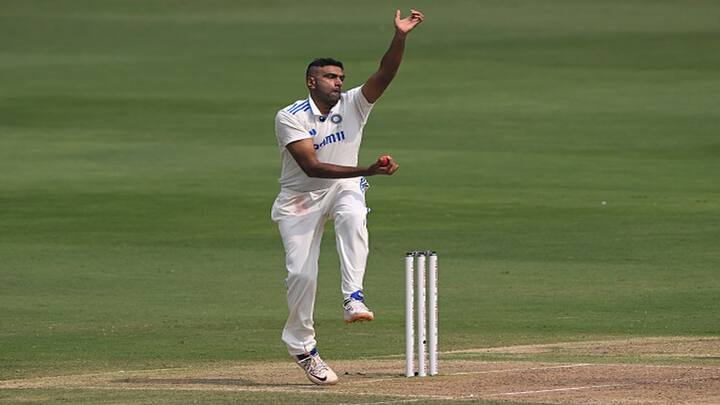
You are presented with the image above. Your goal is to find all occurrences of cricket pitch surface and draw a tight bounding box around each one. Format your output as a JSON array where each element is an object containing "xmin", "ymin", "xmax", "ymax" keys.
[{"xmin": 2, "ymin": 337, "xmax": 719, "ymax": 404}]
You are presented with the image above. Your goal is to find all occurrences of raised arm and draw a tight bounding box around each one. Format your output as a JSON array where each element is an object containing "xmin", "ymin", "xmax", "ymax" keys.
[
  {"xmin": 361, "ymin": 9, "xmax": 424, "ymax": 104},
  {"xmin": 286, "ymin": 139, "xmax": 399, "ymax": 178}
]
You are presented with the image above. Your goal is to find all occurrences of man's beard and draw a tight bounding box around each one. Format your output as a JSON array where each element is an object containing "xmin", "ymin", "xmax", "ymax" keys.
[{"xmin": 322, "ymin": 90, "xmax": 341, "ymax": 107}]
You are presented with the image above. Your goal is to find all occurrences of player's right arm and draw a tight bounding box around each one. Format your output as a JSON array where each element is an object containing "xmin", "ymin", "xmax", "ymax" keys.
[
  {"xmin": 286, "ymin": 139, "xmax": 398, "ymax": 178},
  {"xmin": 361, "ymin": 9, "xmax": 424, "ymax": 104}
]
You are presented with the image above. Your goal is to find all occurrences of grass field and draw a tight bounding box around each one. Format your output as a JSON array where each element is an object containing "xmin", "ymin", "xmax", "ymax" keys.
[{"xmin": 1, "ymin": 0, "xmax": 719, "ymax": 403}]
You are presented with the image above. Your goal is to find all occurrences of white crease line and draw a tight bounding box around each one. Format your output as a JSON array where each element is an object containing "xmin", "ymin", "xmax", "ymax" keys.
[
  {"xmin": 3, "ymin": 364, "xmax": 592, "ymax": 391},
  {"xmin": 338, "ymin": 392, "xmax": 456, "ymax": 403},
  {"xmin": 340, "ymin": 400, "xmax": 422, "ymax": 405},
  {"xmin": 343, "ymin": 377, "xmax": 397, "ymax": 384},
  {"xmin": 77, "ymin": 385, "xmax": 458, "ymax": 403},
  {"xmin": 496, "ymin": 383, "xmax": 624, "ymax": 396},
  {"xmin": 0, "ymin": 367, "xmax": 189, "ymax": 388},
  {"xmin": 450, "ymin": 363, "xmax": 593, "ymax": 376},
  {"xmin": 59, "ymin": 384, "xmax": 334, "ymax": 394},
  {"xmin": 492, "ymin": 375, "xmax": 719, "ymax": 397},
  {"xmin": 441, "ymin": 337, "xmax": 720, "ymax": 355}
]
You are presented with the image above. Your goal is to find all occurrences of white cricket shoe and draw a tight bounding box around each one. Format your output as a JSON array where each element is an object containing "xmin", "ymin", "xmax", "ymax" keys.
[
  {"xmin": 296, "ymin": 349, "xmax": 338, "ymax": 385},
  {"xmin": 343, "ymin": 290, "xmax": 374, "ymax": 323}
]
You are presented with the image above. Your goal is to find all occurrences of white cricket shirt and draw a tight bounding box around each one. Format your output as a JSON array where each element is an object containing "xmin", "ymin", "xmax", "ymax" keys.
[{"xmin": 275, "ymin": 86, "xmax": 374, "ymax": 192}]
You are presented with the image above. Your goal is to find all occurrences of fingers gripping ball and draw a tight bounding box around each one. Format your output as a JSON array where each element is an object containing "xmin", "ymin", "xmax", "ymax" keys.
[{"xmin": 379, "ymin": 155, "xmax": 391, "ymax": 167}]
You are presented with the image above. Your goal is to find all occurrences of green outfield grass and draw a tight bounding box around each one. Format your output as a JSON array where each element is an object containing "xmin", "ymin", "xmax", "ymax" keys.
[{"xmin": 1, "ymin": 0, "xmax": 719, "ymax": 403}]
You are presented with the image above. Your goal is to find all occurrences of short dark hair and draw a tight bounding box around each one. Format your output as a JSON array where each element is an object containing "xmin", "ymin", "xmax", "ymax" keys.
[{"xmin": 306, "ymin": 58, "xmax": 344, "ymax": 78}]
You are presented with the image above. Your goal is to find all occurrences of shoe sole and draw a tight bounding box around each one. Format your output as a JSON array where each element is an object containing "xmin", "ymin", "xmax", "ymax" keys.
[
  {"xmin": 296, "ymin": 362, "xmax": 339, "ymax": 385},
  {"xmin": 344, "ymin": 313, "xmax": 374, "ymax": 323}
]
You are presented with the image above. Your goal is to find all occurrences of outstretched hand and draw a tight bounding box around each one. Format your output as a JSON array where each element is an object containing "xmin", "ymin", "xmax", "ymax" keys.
[{"xmin": 395, "ymin": 9, "xmax": 424, "ymax": 34}]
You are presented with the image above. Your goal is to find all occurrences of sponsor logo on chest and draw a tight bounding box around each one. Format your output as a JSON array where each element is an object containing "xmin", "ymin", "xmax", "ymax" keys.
[{"xmin": 310, "ymin": 129, "xmax": 346, "ymax": 151}]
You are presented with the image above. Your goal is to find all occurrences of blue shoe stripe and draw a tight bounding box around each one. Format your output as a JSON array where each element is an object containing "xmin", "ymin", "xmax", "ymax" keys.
[
  {"xmin": 296, "ymin": 347, "xmax": 319, "ymax": 362},
  {"xmin": 350, "ymin": 290, "xmax": 365, "ymax": 301}
]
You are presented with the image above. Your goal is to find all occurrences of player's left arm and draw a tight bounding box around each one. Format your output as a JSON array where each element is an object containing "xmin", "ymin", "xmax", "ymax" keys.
[{"xmin": 361, "ymin": 9, "xmax": 424, "ymax": 104}]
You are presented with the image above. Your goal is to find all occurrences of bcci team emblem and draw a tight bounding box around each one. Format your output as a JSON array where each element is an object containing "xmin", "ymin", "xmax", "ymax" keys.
[{"xmin": 330, "ymin": 114, "xmax": 343, "ymax": 124}]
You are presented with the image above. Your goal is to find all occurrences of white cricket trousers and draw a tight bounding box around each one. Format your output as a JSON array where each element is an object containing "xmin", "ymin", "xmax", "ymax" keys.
[{"xmin": 271, "ymin": 178, "xmax": 369, "ymax": 356}]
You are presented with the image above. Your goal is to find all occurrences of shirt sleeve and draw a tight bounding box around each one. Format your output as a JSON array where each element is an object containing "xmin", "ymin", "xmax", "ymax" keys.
[
  {"xmin": 346, "ymin": 86, "xmax": 374, "ymax": 123},
  {"xmin": 275, "ymin": 110, "xmax": 310, "ymax": 148}
]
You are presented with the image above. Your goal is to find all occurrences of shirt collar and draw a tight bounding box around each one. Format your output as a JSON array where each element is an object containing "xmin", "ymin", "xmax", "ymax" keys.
[{"xmin": 308, "ymin": 94, "xmax": 340, "ymax": 117}]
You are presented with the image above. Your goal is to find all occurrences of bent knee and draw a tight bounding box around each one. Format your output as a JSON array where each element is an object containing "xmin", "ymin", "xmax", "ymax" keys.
[
  {"xmin": 285, "ymin": 270, "xmax": 316, "ymax": 285},
  {"xmin": 333, "ymin": 209, "xmax": 367, "ymax": 225}
]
